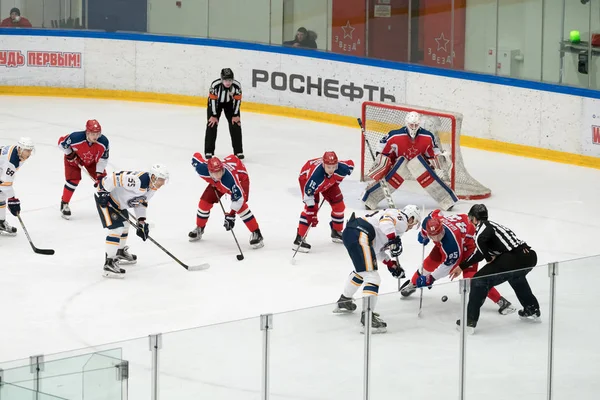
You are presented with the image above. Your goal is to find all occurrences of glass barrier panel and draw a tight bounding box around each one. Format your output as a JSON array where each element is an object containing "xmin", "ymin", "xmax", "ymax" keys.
[
  {"xmin": 81, "ymin": 353, "xmax": 124, "ymax": 400},
  {"xmin": 553, "ymin": 255, "xmax": 600, "ymax": 399},
  {"xmin": 147, "ymin": 0, "xmax": 209, "ymax": 37},
  {"xmin": 371, "ymin": 280, "xmax": 462, "ymax": 399},
  {"xmin": 282, "ymin": 0, "xmax": 329, "ymax": 50},
  {"xmin": 159, "ymin": 316, "xmax": 262, "ymax": 399},
  {"xmin": 0, "ymin": 363, "xmax": 36, "ymax": 390},
  {"xmin": 464, "ymin": 0, "xmax": 497, "ymax": 75},
  {"xmin": 0, "ymin": 382, "xmax": 68, "ymax": 399},
  {"xmin": 329, "ymin": 0, "xmax": 367, "ymax": 57},
  {"xmin": 465, "ymin": 264, "xmax": 549, "ymax": 399},
  {"xmin": 207, "ymin": 0, "xmax": 272, "ymax": 44},
  {"xmin": 270, "ymin": 299, "xmax": 363, "ymax": 399}
]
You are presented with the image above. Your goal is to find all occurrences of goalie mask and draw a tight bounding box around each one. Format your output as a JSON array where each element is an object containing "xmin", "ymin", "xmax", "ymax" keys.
[{"xmin": 405, "ymin": 112, "xmax": 420, "ymax": 139}]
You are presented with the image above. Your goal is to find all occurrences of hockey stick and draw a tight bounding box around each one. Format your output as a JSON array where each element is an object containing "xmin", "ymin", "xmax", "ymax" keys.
[
  {"xmin": 214, "ymin": 188, "xmax": 244, "ymax": 261},
  {"xmin": 17, "ymin": 214, "xmax": 55, "ymax": 255},
  {"xmin": 418, "ymin": 204, "xmax": 426, "ymax": 317},
  {"xmin": 291, "ymin": 197, "xmax": 326, "ymax": 265},
  {"xmin": 112, "ymin": 208, "xmax": 209, "ymax": 271},
  {"xmin": 357, "ymin": 118, "xmax": 396, "ymax": 209}
]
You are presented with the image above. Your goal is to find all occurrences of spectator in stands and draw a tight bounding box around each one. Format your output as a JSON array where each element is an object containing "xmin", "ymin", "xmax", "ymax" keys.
[
  {"xmin": 1, "ymin": 8, "xmax": 32, "ymax": 28},
  {"xmin": 283, "ymin": 27, "xmax": 318, "ymax": 49}
]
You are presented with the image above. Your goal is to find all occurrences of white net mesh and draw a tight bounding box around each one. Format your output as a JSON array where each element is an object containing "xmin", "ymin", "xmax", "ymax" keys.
[{"xmin": 361, "ymin": 102, "xmax": 491, "ymax": 200}]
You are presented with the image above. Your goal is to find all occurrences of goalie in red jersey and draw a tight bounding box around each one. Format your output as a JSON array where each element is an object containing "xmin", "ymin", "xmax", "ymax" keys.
[
  {"xmin": 294, "ymin": 151, "xmax": 354, "ymax": 252},
  {"xmin": 361, "ymin": 112, "xmax": 458, "ymax": 211}
]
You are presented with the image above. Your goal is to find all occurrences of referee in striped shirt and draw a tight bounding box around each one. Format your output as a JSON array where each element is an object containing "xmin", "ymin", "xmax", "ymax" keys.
[
  {"xmin": 205, "ymin": 68, "xmax": 244, "ymax": 159},
  {"xmin": 451, "ymin": 204, "xmax": 540, "ymax": 329}
]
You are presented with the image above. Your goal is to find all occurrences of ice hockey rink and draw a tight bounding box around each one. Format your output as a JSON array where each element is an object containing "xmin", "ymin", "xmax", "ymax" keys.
[{"xmin": 1, "ymin": 95, "xmax": 599, "ymax": 400}]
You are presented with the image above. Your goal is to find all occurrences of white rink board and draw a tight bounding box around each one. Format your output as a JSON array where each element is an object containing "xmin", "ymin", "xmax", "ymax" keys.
[{"xmin": 0, "ymin": 33, "xmax": 599, "ymax": 157}]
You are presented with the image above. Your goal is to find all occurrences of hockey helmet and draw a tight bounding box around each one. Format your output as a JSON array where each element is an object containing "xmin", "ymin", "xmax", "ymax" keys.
[
  {"xmin": 401, "ymin": 204, "xmax": 420, "ymax": 228},
  {"xmin": 322, "ymin": 151, "xmax": 338, "ymax": 166},
  {"xmin": 221, "ymin": 68, "xmax": 234, "ymax": 80},
  {"xmin": 426, "ymin": 217, "xmax": 445, "ymax": 241},
  {"xmin": 150, "ymin": 163, "xmax": 169, "ymax": 181},
  {"xmin": 468, "ymin": 204, "xmax": 488, "ymax": 221},
  {"xmin": 208, "ymin": 157, "xmax": 224, "ymax": 173},
  {"xmin": 17, "ymin": 137, "xmax": 35, "ymax": 151},
  {"xmin": 405, "ymin": 111, "xmax": 420, "ymax": 138},
  {"xmin": 86, "ymin": 119, "xmax": 102, "ymax": 134}
]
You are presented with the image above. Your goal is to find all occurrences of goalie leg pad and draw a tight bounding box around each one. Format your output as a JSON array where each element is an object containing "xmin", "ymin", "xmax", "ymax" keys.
[
  {"xmin": 361, "ymin": 182, "xmax": 386, "ymax": 210},
  {"xmin": 407, "ymin": 155, "xmax": 458, "ymax": 211},
  {"xmin": 367, "ymin": 154, "xmax": 392, "ymax": 182},
  {"xmin": 384, "ymin": 156, "xmax": 407, "ymax": 189}
]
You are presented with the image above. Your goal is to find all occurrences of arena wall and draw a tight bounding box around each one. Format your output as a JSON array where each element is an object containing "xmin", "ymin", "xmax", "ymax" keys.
[{"xmin": 0, "ymin": 29, "xmax": 599, "ymax": 169}]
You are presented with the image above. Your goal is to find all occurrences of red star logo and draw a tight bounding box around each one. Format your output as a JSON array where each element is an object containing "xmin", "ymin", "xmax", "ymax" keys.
[
  {"xmin": 407, "ymin": 147, "xmax": 420, "ymax": 158},
  {"xmin": 341, "ymin": 20, "xmax": 355, "ymax": 39},
  {"xmin": 81, "ymin": 151, "xmax": 95, "ymax": 164}
]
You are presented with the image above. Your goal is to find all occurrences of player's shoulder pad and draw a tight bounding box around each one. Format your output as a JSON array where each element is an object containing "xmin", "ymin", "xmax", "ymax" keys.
[
  {"xmin": 67, "ymin": 130, "xmax": 87, "ymax": 144},
  {"xmin": 232, "ymin": 79, "xmax": 242, "ymax": 90},
  {"xmin": 97, "ymin": 134, "xmax": 109, "ymax": 148},
  {"xmin": 210, "ymin": 79, "xmax": 221, "ymax": 89},
  {"xmin": 390, "ymin": 127, "xmax": 409, "ymax": 135},
  {"xmin": 417, "ymin": 127, "xmax": 436, "ymax": 139},
  {"xmin": 138, "ymin": 172, "xmax": 151, "ymax": 190},
  {"xmin": 9, "ymin": 146, "xmax": 20, "ymax": 168},
  {"xmin": 336, "ymin": 160, "xmax": 354, "ymax": 175}
]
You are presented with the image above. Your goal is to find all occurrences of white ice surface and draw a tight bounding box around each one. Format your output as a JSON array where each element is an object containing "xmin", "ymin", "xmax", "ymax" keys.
[{"xmin": 0, "ymin": 96, "xmax": 599, "ymax": 400}]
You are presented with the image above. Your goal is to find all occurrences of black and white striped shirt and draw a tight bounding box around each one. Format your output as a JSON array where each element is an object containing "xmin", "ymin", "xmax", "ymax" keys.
[
  {"xmin": 460, "ymin": 220, "xmax": 526, "ymax": 269},
  {"xmin": 207, "ymin": 78, "xmax": 242, "ymax": 117}
]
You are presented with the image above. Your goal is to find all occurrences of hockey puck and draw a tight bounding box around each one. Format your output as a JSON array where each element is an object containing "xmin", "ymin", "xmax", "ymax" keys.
[
  {"xmin": 236, "ymin": 254, "xmax": 244, "ymax": 261},
  {"xmin": 441, "ymin": 295, "xmax": 448, "ymax": 302}
]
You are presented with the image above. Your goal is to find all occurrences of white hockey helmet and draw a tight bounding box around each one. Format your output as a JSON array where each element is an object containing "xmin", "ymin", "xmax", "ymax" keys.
[
  {"xmin": 150, "ymin": 163, "xmax": 169, "ymax": 181},
  {"xmin": 17, "ymin": 137, "xmax": 35, "ymax": 151},
  {"xmin": 401, "ymin": 204, "xmax": 421, "ymax": 229},
  {"xmin": 405, "ymin": 112, "xmax": 421, "ymax": 139}
]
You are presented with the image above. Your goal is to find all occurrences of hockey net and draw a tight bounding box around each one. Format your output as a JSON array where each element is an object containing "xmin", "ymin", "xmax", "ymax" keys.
[{"xmin": 360, "ymin": 101, "xmax": 491, "ymax": 200}]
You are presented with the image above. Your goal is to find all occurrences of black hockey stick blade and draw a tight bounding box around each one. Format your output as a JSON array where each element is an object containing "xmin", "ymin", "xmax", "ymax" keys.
[{"xmin": 17, "ymin": 215, "xmax": 55, "ymax": 255}]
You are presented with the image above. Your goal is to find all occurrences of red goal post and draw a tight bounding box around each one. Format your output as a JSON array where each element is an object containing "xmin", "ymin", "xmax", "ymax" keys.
[{"xmin": 360, "ymin": 101, "xmax": 491, "ymax": 200}]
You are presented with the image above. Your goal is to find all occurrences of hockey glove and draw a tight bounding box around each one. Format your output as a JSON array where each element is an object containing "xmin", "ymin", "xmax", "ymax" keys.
[
  {"xmin": 223, "ymin": 211, "xmax": 236, "ymax": 231},
  {"xmin": 417, "ymin": 232, "xmax": 430, "ymax": 246},
  {"xmin": 383, "ymin": 259, "xmax": 405, "ymax": 279},
  {"xmin": 95, "ymin": 171, "xmax": 107, "ymax": 188},
  {"xmin": 65, "ymin": 151, "xmax": 80, "ymax": 167},
  {"xmin": 7, "ymin": 197, "xmax": 20, "ymax": 216},
  {"xmin": 136, "ymin": 218, "xmax": 149, "ymax": 241},
  {"xmin": 305, "ymin": 206, "xmax": 319, "ymax": 227},
  {"xmin": 96, "ymin": 191, "xmax": 111, "ymax": 208},
  {"xmin": 386, "ymin": 236, "xmax": 403, "ymax": 257},
  {"xmin": 416, "ymin": 274, "xmax": 435, "ymax": 289}
]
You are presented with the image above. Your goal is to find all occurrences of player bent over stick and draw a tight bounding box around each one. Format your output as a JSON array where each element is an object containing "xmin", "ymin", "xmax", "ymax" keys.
[
  {"xmin": 400, "ymin": 210, "xmax": 516, "ymax": 315},
  {"xmin": 58, "ymin": 119, "xmax": 109, "ymax": 219},
  {"xmin": 294, "ymin": 151, "xmax": 354, "ymax": 252},
  {"xmin": 189, "ymin": 153, "xmax": 264, "ymax": 249},
  {"xmin": 333, "ymin": 205, "xmax": 421, "ymax": 333},
  {"xmin": 0, "ymin": 138, "xmax": 35, "ymax": 235},
  {"xmin": 95, "ymin": 165, "xmax": 169, "ymax": 278},
  {"xmin": 362, "ymin": 112, "xmax": 458, "ymax": 211}
]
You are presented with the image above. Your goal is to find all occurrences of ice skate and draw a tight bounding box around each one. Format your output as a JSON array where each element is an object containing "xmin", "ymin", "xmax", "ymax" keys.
[
  {"xmin": 455, "ymin": 319, "xmax": 476, "ymax": 335},
  {"xmin": 188, "ymin": 226, "xmax": 204, "ymax": 242},
  {"xmin": 518, "ymin": 305, "xmax": 541, "ymax": 322},
  {"xmin": 360, "ymin": 311, "xmax": 387, "ymax": 334},
  {"xmin": 103, "ymin": 255, "xmax": 125, "ymax": 279},
  {"xmin": 0, "ymin": 220, "xmax": 17, "ymax": 236},
  {"xmin": 497, "ymin": 296, "xmax": 516, "ymax": 315},
  {"xmin": 330, "ymin": 224, "xmax": 343, "ymax": 243},
  {"xmin": 293, "ymin": 233, "xmax": 311, "ymax": 253},
  {"xmin": 60, "ymin": 201, "xmax": 71, "ymax": 220},
  {"xmin": 116, "ymin": 246, "xmax": 137, "ymax": 265},
  {"xmin": 333, "ymin": 294, "xmax": 356, "ymax": 313},
  {"xmin": 250, "ymin": 229, "xmax": 264, "ymax": 249},
  {"xmin": 399, "ymin": 279, "xmax": 417, "ymax": 297}
]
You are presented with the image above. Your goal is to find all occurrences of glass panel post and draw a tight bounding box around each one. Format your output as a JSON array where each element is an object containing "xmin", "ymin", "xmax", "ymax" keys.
[
  {"xmin": 547, "ymin": 262, "xmax": 558, "ymax": 400},
  {"xmin": 458, "ymin": 278, "xmax": 469, "ymax": 400},
  {"xmin": 260, "ymin": 314, "xmax": 273, "ymax": 400},
  {"xmin": 362, "ymin": 295, "xmax": 373, "ymax": 400},
  {"xmin": 118, "ymin": 360, "xmax": 129, "ymax": 400},
  {"xmin": 30, "ymin": 355, "xmax": 44, "ymax": 397},
  {"xmin": 149, "ymin": 334, "xmax": 162, "ymax": 400},
  {"xmin": 494, "ymin": 0, "xmax": 499, "ymax": 75},
  {"xmin": 587, "ymin": 0, "xmax": 593, "ymax": 88}
]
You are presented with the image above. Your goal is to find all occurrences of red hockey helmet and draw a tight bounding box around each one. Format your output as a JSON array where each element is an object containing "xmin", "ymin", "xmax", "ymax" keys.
[
  {"xmin": 208, "ymin": 157, "xmax": 223, "ymax": 173},
  {"xmin": 426, "ymin": 217, "xmax": 445, "ymax": 241},
  {"xmin": 322, "ymin": 151, "xmax": 338, "ymax": 166},
  {"xmin": 86, "ymin": 119, "xmax": 101, "ymax": 133}
]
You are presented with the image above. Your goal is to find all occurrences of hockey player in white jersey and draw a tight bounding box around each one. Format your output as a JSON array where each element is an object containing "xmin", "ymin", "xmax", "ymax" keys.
[
  {"xmin": 333, "ymin": 204, "xmax": 421, "ymax": 333},
  {"xmin": 0, "ymin": 138, "xmax": 35, "ymax": 235},
  {"xmin": 95, "ymin": 165, "xmax": 169, "ymax": 278}
]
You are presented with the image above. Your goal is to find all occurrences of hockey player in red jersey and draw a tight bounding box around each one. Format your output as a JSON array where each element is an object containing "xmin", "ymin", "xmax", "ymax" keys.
[
  {"xmin": 400, "ymin": 210, "xmax": 516, "ymax": 315},
  {"xmin": 362, "ymin": 112, "xmax": 458, "ymax": 211},
  {"xmin": 189, "ymin": 153, "xmax": 263, "ymax": 248},
  {"xmin": 294, "ymin": 151, "xmax": 354, "ymax": 252},
  {"xmin": 58, "ymin": 119, "xmax": 109, "ymax": 219}
]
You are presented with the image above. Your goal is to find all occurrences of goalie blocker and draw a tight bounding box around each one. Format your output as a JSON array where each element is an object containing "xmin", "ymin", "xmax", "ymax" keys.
[{"xmin": 362, "ymin": 154, "xmax": 457, "ymax": 211}]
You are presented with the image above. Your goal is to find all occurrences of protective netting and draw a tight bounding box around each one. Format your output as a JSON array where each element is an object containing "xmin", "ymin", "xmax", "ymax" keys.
[{"xmin": 361, "ymin": 102, "xmax": 491, "ymax": 200}]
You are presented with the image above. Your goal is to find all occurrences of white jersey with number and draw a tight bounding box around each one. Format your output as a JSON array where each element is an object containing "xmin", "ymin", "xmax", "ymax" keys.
[
  {"xmin": 362, "ymin": 209, "xmax": 409, "ymax": 261},
  {"xmin": 100, "ymin": 170, "xmax": 156, "ymax": 219},
  {"xmin": 0, "ymin": 145, "xmax": 23, "ymax": 198}
]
